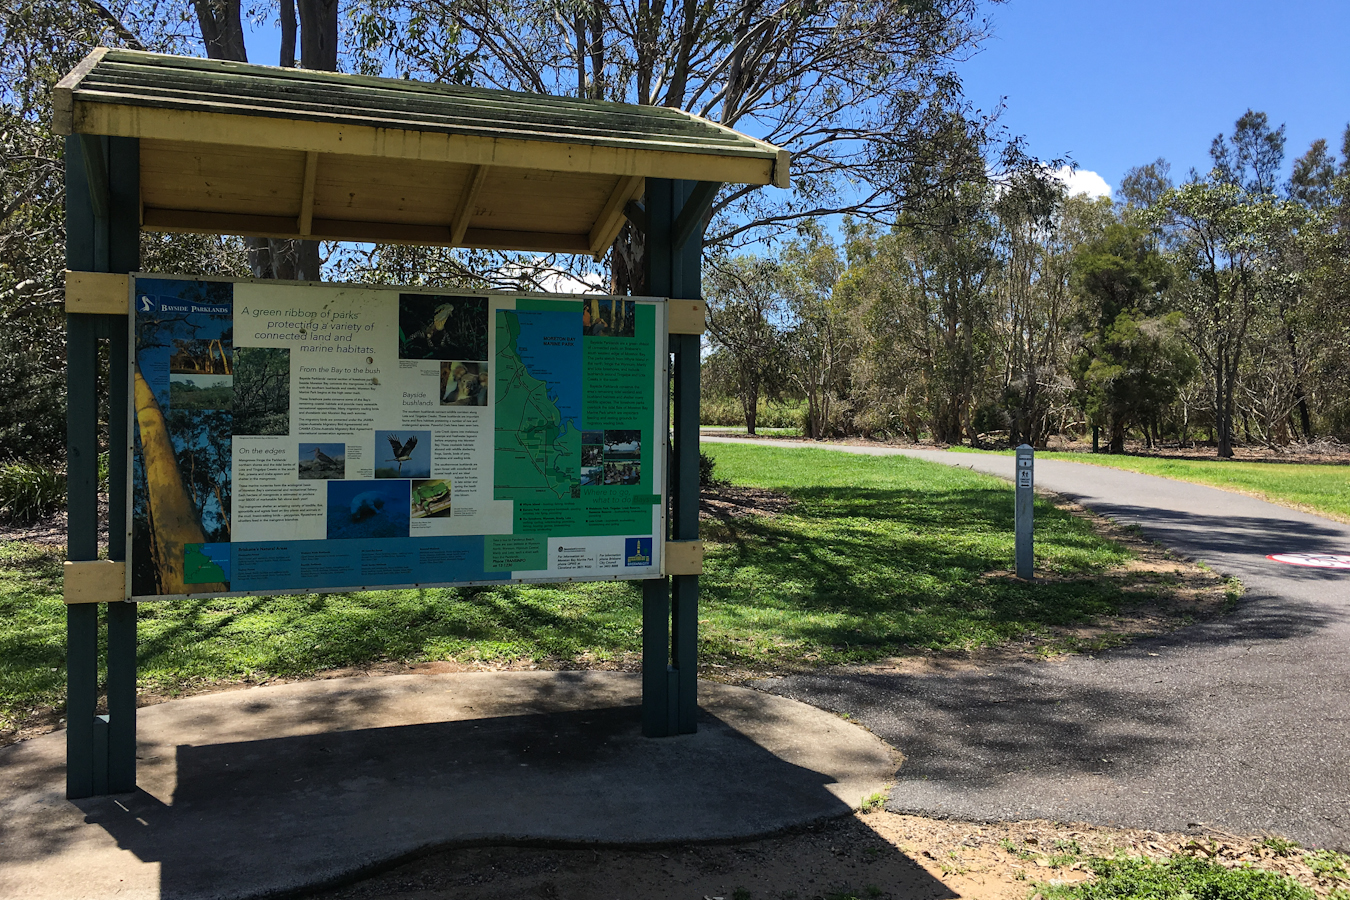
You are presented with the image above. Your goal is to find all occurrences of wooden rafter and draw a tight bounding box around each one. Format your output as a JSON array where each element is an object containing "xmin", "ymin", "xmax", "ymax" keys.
[
  {"xmin": 297, "ymin": 150, "xmax": 319, "ymax": 236},
  {"xmin": 588, "ymin": 175, "xmax": 645, "ymax": 259},
  {"xmin": 449, "ymin": 164, "xmax": 489, "ymax": 246}
]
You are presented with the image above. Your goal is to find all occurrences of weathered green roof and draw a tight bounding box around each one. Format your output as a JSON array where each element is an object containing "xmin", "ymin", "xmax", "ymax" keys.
[
  {"xmin": 55, "ymin": 49, "xmax": 787, "ymax": 183},
  {"xmin": 54, "ymin": 49, "xmax": 787, "ymax": 253}
]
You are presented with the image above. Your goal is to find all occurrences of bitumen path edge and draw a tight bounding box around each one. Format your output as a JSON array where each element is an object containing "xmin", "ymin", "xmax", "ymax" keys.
[{"xmin": 705, "ymin": 435, "xmax": 1350, "ymax": 848}]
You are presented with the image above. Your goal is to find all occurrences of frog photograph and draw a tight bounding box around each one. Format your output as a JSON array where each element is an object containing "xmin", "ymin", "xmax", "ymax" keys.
[{"xmin": 411, "ymin": 478, "xmax": 453, "ymax": 519}]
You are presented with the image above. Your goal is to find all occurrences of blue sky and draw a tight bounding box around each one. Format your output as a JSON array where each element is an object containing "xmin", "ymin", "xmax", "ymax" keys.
[
  {"xmin": 959, "ymin": 0, "xmax": 1350, "ymax": 197},
  {"xmin": 241, "ymin": 0, "xmax": 1349, "ymax": 200}
]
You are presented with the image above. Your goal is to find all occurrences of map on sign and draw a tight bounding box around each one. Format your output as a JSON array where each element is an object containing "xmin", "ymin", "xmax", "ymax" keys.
[
  {"xmin": 494, "ymin": 309, "xmax": 582, "ymax": 500},
  {"xmin": 184, "ymin": 543, "xmax": 230, "ymax": 583},
  {"xmin": 128, "ymin": 277, "xmax": 666, "ymax": 600}
]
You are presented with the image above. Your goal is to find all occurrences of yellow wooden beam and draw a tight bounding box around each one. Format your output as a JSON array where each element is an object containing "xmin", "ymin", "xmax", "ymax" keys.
[
  {"xmin": 51, "ymin": 47, "xmax": 108, "ymax": 135},
  {"xmin": 142, "ymin": 206, "xmax": 593, "ymax": 253},
  {"xmin": 64, "ymin": 560, "xmax": 128, "ymax": 604},
  {"xmin": 588, "ymin": 175, "xmax": 645, "ymax": 259},
  {"xmin": 663, "ymin": 540, "xmax": 704, "ymax": 576},
  {"xmin": 463, "ymin": 227, "xmax": 590, "ymax": 254},
  {"xmin": 667, "ymin": 299, "xmax": 706, "ymax": 335},
  {"xmin": 449, "ymin": 164, "xmax": 489, "ymax": 246},
  {"xmin": 297, "ymin": 150, "xmax": 319, "ymax": 236},
  {"xmin": 68, "ymin": 101, "xmax": 779, "ymax": 187},
  {"xmin": 65, "ymin": 270, "xmax": 129, "ymax": 315},
  {"xmin": 773, "ymin": 149, "xmax": 792, "ymax": 189}
]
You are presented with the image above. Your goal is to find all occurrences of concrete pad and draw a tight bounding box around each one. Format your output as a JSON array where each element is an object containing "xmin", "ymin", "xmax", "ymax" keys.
[{"xmin": 0, "ymin": 671, "xmax": 897, "ymax": 900}]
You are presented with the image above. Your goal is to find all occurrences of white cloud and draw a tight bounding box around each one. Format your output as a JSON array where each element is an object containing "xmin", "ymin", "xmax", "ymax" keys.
[
  {"xmin": 494, "ymin": 261, "xmax": 607, "ymax": 295},
  {"xmin": 532, "ymin": 269, "xmax": 606, "ymax": 294},
  {"xmin": 1051, "ymin": 165, "xmax": 1112, "ymax": 199}
]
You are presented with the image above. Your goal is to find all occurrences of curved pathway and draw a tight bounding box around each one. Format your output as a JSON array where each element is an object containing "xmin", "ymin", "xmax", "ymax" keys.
[{"xmin": 703, "ymin": 437, "xmax": 1350, "ymax": 847}]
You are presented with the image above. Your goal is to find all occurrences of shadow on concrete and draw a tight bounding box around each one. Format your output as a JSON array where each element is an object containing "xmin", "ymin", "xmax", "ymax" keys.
[{"xmin": 67, "ymin": 703, "xmax": 878, "ymax": 900}]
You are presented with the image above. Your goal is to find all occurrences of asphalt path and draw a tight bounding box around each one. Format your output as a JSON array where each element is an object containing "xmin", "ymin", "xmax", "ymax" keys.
[{"xmin": 703, "ymin": 436, "xmax": 1350, "ymax": 848}]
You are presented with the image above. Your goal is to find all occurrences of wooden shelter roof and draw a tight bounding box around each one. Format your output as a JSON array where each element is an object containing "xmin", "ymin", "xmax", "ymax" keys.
[{"xmin": 54, "ymin": 49, "xmax": 789, "ymax": 256}]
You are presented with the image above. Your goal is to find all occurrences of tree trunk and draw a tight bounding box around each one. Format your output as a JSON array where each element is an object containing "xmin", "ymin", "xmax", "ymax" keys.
[
  {"xmin": 134, "ymin": 366, "xmax": 224, "ymax": 594},
  {"xmin": 280, "ymin": 0, "xmax": 297, "ymax": 67},
  {"xmin": 1108, "ymin": 420, "xmax": 1125, "ymax": 454},
  {"xmin": 298, "ymin": 0, "xmax": 339, "ymax": 70},
  {"xmin": 1284, "ymin": 321, "xmax": 1314, "ymax": 441},
  {"xmin": 1216, "ymin": 364, "xmax": 1235, "ymax": 459},
  {"xmin": 193, "ymin": 0, "xmax": 247, "ymax": 61}
]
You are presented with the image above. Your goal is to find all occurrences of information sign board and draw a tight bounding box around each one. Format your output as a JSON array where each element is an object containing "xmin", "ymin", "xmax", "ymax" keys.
[{"xmin": 127, "ymin": 275, "xmax": 666, "ymax": 599}]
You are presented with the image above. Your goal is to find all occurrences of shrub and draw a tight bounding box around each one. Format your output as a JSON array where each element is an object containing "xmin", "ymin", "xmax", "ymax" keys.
[
  {"xmin": 699, "ymin": 450, "xmax": 723, "ymax": 487},
  {"xmin": 700, "ymin": 396, "xmax": 805, "ymax": 430},
  {"xmin": 0, "ymin": 461, "xmax": 67, "ymax": 524},
  {"xmin": 0, "ymin": 331, "xmax": 66, "ymax": 463},
  {"xmin": 1043, "ymin": 854, "xmax": 1313, "ymax": 900}
]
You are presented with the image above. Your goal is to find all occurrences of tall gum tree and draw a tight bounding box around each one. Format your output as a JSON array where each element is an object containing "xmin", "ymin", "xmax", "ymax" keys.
[{"xmin": 345, "ymin": 0, "xmax": 1005, "ymax": 290}]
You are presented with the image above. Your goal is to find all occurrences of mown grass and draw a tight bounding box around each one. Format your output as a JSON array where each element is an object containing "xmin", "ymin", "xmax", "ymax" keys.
[
  {"xmin": 1, "ymin": 443, "xmax": 1156, "ymax": 733},
  {"xmin": 951, "ymin": 449, "xmax": 1350, "ymax": 522},
  {"xmin": 698, "ymin": 443, "xmax": 1137, "ymax": 667}
]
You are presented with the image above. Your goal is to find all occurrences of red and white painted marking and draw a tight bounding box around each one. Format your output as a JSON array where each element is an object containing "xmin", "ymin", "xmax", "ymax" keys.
[{"xmin": 1267, "ymin": 553, "xmax": 1350, "ymax": 569}]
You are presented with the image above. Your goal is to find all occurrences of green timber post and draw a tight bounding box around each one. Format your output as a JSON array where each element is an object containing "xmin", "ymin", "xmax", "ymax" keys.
[
  {"xmin": 642, "ymin": 178, "xmax": 714, "ymax": 737},
  {"xmin": 65, "ymin": 133, "xmax": 140, "ymax": 797}
]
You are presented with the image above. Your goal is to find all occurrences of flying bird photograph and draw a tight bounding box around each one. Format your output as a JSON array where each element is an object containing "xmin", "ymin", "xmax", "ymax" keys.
[{"xmin": 374, "ymin": 429, "xmax": 432, "ymax": 479}]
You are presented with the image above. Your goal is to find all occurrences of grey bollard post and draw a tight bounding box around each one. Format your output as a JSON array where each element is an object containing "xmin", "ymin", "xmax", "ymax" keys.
[{"xmin": 1015, "ymin": 444, "xmax": 1034, "ymax": 579}]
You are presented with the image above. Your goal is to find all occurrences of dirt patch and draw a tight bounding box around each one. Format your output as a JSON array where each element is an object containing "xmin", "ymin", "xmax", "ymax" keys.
[
  {"xmin": 308, "ymin": 810, "xmax": 1346, "ymax": 900},
  {"xmin": 0, "ymin": 494, "xmax": 108, "ymax": 547},
  {"xmin": 1040, "ymin": 435, "xmax": 1350, "ymax": 465},
  {"xmin": 701, "ymin": 483, "xmax": 796, "ymax": 521}
]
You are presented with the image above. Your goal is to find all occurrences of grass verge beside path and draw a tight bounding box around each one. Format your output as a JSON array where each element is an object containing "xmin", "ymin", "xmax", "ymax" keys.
[
  {"xmin": 1, "ymin": 443, "xmax": 1222, "ymax": 740},
  {"xmin": 951, "ymin": 449, "xmax": 1350, "ymax": 522}
]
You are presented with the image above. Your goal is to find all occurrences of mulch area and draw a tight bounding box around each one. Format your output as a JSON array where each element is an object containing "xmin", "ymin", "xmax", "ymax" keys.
[{"xmin": 0, "ymin": 495, "xmax": 108, "ymax": 548}]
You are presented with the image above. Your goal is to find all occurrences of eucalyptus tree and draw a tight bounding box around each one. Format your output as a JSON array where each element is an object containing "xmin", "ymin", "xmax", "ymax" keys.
[
  {"xmin": 1149, "ymin": 179, "xmax": 1307, "ymax": 457},
  {"xmin": 703, "ymin": 255, "xmax": 788, "ymax": 435},
  {"xmin": 0, "ymin": 0, "xmax": 248, "ymax": 460},
  {"xmin": 989, "ymin": 167, "xmax": 1074, "ymax": 447},
  {"xmin": 1068, "ymin": 222, "xmax": 1183, "ymax": 452},
  {"xmin": 345, "ymin": 0, "xmax": 1004, "ymax": 290},
  {"xmin": 778, "ymin": 223, "xmax": 852, "ymax": 439}
]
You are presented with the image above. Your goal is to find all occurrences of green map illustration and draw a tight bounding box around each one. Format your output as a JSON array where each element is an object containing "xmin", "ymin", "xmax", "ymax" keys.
[
  {"xmin": 494, "ymin": 309, "xmax": 581, "ymax": 500},
  {"xmin": 183, "ymin": 542, "xmax": 229, "ymax": 584}
]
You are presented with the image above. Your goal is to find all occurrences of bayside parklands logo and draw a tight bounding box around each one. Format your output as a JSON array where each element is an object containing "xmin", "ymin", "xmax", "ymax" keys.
[{"xmin": 625, "ymin": 537, "xmax": 652, "ymax": 567}]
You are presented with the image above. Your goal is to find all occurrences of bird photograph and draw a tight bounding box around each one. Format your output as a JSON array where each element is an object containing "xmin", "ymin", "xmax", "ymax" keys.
[
  {"xmin": 375, "ymin": 430, "xmax": 432, "ymax": 479},
  {"xmin": 298, "ymin": 442, "xmax": 345, "ymax": 480}
]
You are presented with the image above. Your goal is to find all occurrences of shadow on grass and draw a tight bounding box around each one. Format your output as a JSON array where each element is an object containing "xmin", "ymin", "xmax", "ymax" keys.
[{"xmin": 700, "ymin": 484, "xmax": 1138, "ymax": 662}]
